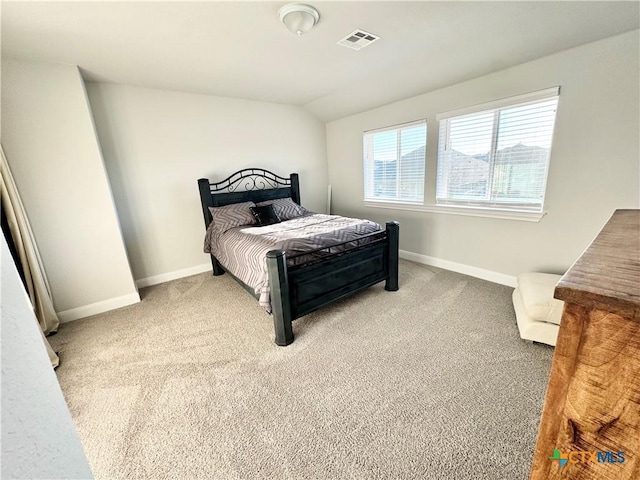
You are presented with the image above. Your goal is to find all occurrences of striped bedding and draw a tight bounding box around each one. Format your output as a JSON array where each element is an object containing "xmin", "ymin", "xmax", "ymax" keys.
[{"xmin": 203, "ymin": 214, "xmax": 382, "ymax": 311}]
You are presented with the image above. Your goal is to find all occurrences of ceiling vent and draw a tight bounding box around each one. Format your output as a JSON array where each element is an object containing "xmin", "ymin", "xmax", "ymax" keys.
[{"xmin": 337, "ymin": 29, "xmax": 380, "ymax": 51}]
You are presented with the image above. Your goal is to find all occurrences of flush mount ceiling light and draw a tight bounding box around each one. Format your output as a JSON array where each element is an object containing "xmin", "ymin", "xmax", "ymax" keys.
[{"xmin": 279, "ymin": 3, "xmax": 320, "ymax": 36}]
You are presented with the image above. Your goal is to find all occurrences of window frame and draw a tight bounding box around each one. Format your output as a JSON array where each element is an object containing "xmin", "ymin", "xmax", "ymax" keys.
[
  {"xmin": 362, "ymin": 87, "xmax": 560, "ymax": 222},
  {"xmin": 434, "ymin": 87, "xmax": 560, "ymax": 214},
  {"xmin": 362, "ymin": 119, "xmax": 427, "ymax": 206}
]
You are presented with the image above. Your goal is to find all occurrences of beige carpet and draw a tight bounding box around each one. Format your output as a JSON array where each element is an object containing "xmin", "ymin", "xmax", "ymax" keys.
[{"xmin": 50, "ymin": 259, "xmax": 553, "ymax": 479}]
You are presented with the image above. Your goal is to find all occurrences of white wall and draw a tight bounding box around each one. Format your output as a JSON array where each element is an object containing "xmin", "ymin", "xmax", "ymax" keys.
[
  {"xmin": 1, "ymin": 236, "xmax": 93, "ymax": 479},
  {"xmin": 86, "ymin": 83, "xmax": 328, "ymax": 285},
  {"xmin": 326, "ymin": 30, "xmax": 640, "ymax": 280},
  {"xmin": 1, "ymin": 59, "xmax": 139, "ymax": 319}
]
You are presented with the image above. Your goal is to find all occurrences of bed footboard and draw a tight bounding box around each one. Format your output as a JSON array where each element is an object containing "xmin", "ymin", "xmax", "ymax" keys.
[{"xmin": 266, "ymin": 221, "xmax": 400, "ymax": 346}]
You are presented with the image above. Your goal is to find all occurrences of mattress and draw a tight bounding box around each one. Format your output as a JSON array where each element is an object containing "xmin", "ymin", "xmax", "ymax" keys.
[{"xmin": 203, "ymin": 213, "xmax": 382, "ymax": 311}]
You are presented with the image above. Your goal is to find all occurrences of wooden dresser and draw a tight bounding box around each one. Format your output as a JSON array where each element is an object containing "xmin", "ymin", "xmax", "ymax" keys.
[{"xmin": 530, "ymin": 209, "xmax": 640, "ymax": 479}]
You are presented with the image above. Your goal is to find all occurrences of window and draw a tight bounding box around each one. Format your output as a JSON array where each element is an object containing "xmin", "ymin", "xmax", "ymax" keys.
[
  {"xmin": 363, "ymin": 120, "xmax": 426, "ymax": 204},
  {"xmin": 436, "ymin": 88, "xmax": 559, "ymax": 213}
]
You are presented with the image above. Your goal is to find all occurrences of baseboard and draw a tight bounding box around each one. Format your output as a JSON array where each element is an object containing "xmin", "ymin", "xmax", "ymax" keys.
[
  {"xmin": 56, "ymin": 255, "xmax": 512, "ymax": 322},
  {"xmin": 399, "ymin": 250, "xmax": 517, "ymax": 288},
  {"xmin": 135, "ymin": 263, "xmax": 212, "ymax": 289},
  {"xmin": 57, "ymin": 292, "xmax": 141, "ymax": 323},
  {"xmin": 56, "ymin": 263, "xmax": 213, "ymax": 322}
]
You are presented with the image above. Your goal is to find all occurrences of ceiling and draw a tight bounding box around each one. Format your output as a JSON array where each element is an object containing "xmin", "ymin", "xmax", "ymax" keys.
[{"xmin": 2, "ymin": 1, "xmax": 639, "ymax": 122}]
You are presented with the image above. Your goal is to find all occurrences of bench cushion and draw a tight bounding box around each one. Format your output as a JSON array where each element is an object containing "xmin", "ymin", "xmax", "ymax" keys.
[{"xmin": 516, "ymin": 273, "xmax": 564, "ymax": 325}]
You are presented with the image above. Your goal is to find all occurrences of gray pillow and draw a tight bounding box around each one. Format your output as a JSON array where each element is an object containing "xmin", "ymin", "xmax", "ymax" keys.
[
  {"xmin": 255, "ymin": 197, "xmax": 307, "ymax": 221},
  {"xmin": 209, "ymin": 201, "xmax": 256, "ymax": 233}
]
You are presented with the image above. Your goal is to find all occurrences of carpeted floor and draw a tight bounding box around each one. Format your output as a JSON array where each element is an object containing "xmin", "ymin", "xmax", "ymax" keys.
[{"xmin": 50, "ymin": 259, "xmax": 553, "ymax": 480}]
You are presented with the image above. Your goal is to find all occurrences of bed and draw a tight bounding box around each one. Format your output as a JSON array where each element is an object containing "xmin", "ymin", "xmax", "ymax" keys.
[{"xmin": 198, "ymin": 168, "xmax": 399, "ymax": 346}]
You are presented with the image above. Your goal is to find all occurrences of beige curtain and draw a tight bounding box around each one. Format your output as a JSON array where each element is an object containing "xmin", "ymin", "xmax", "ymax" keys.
[{"xmin": 1, "ymin": 144, "xmax": 60, "ymax": 367}]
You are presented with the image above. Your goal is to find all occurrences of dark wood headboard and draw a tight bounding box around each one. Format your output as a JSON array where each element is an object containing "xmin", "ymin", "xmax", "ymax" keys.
[{"xmin": 197, "ymin": 168, "xmax": 300, "ymax": 228}]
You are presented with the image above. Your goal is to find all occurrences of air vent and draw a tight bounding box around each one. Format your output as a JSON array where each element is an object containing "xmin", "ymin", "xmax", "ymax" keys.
[{"xmin": 337, "ymin": 29, "xmax": 380, "ymax": 51}]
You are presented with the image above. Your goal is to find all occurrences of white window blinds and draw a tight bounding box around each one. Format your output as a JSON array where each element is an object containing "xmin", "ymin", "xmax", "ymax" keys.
[
  {"xmin": 436, "ymin": 88, "xmax": 559, "ymax": 212},
  {"xmin": 363, "ymin": 120, "xmax": 426, "ymax": 203}
]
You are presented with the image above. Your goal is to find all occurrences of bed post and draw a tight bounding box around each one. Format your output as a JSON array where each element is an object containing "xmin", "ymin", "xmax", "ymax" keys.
[
  {"xmin": 385, "ymin": 221, "xmax": 400, "ymax": 291},
  {"xmin": 266, "ymin": 250, "xmax": 294, "ymax": 346},
  {"xmin": 290, "ymin": 173, "xmax": 300, "ymax": 205},
  {"xmin": 198, "ymin": 178, "xmax": 225, "ymax": 276},
  {"xmin": 197, "ymin": 178, "xmax": 214, "ymax": 226},
  {"xmin": 210, "ymin": 255, "xmax": 225, "ymax": 276}
]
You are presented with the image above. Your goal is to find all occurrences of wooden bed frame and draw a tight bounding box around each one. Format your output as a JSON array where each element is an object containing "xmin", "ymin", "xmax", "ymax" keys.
[{"xmin": 198, "ymin": 168, "xmax": 399, "ymax": 346}]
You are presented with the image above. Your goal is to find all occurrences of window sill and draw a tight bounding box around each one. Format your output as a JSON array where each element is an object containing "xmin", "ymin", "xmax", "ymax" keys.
[{"xmin": 362, "ymin": 201, "xmax": 546, "ymax": 222}]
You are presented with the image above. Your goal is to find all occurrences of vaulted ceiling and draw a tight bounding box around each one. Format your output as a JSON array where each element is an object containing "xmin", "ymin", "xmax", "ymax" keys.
[{"xmin": 2, "ymin": 1, "xmax": 639, "ymax": 121}]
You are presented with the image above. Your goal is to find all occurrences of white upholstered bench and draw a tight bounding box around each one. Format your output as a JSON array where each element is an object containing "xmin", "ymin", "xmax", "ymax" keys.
[{"xmin": 512, "ymin": 272, "xmax": 564, "ymax": 346}]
